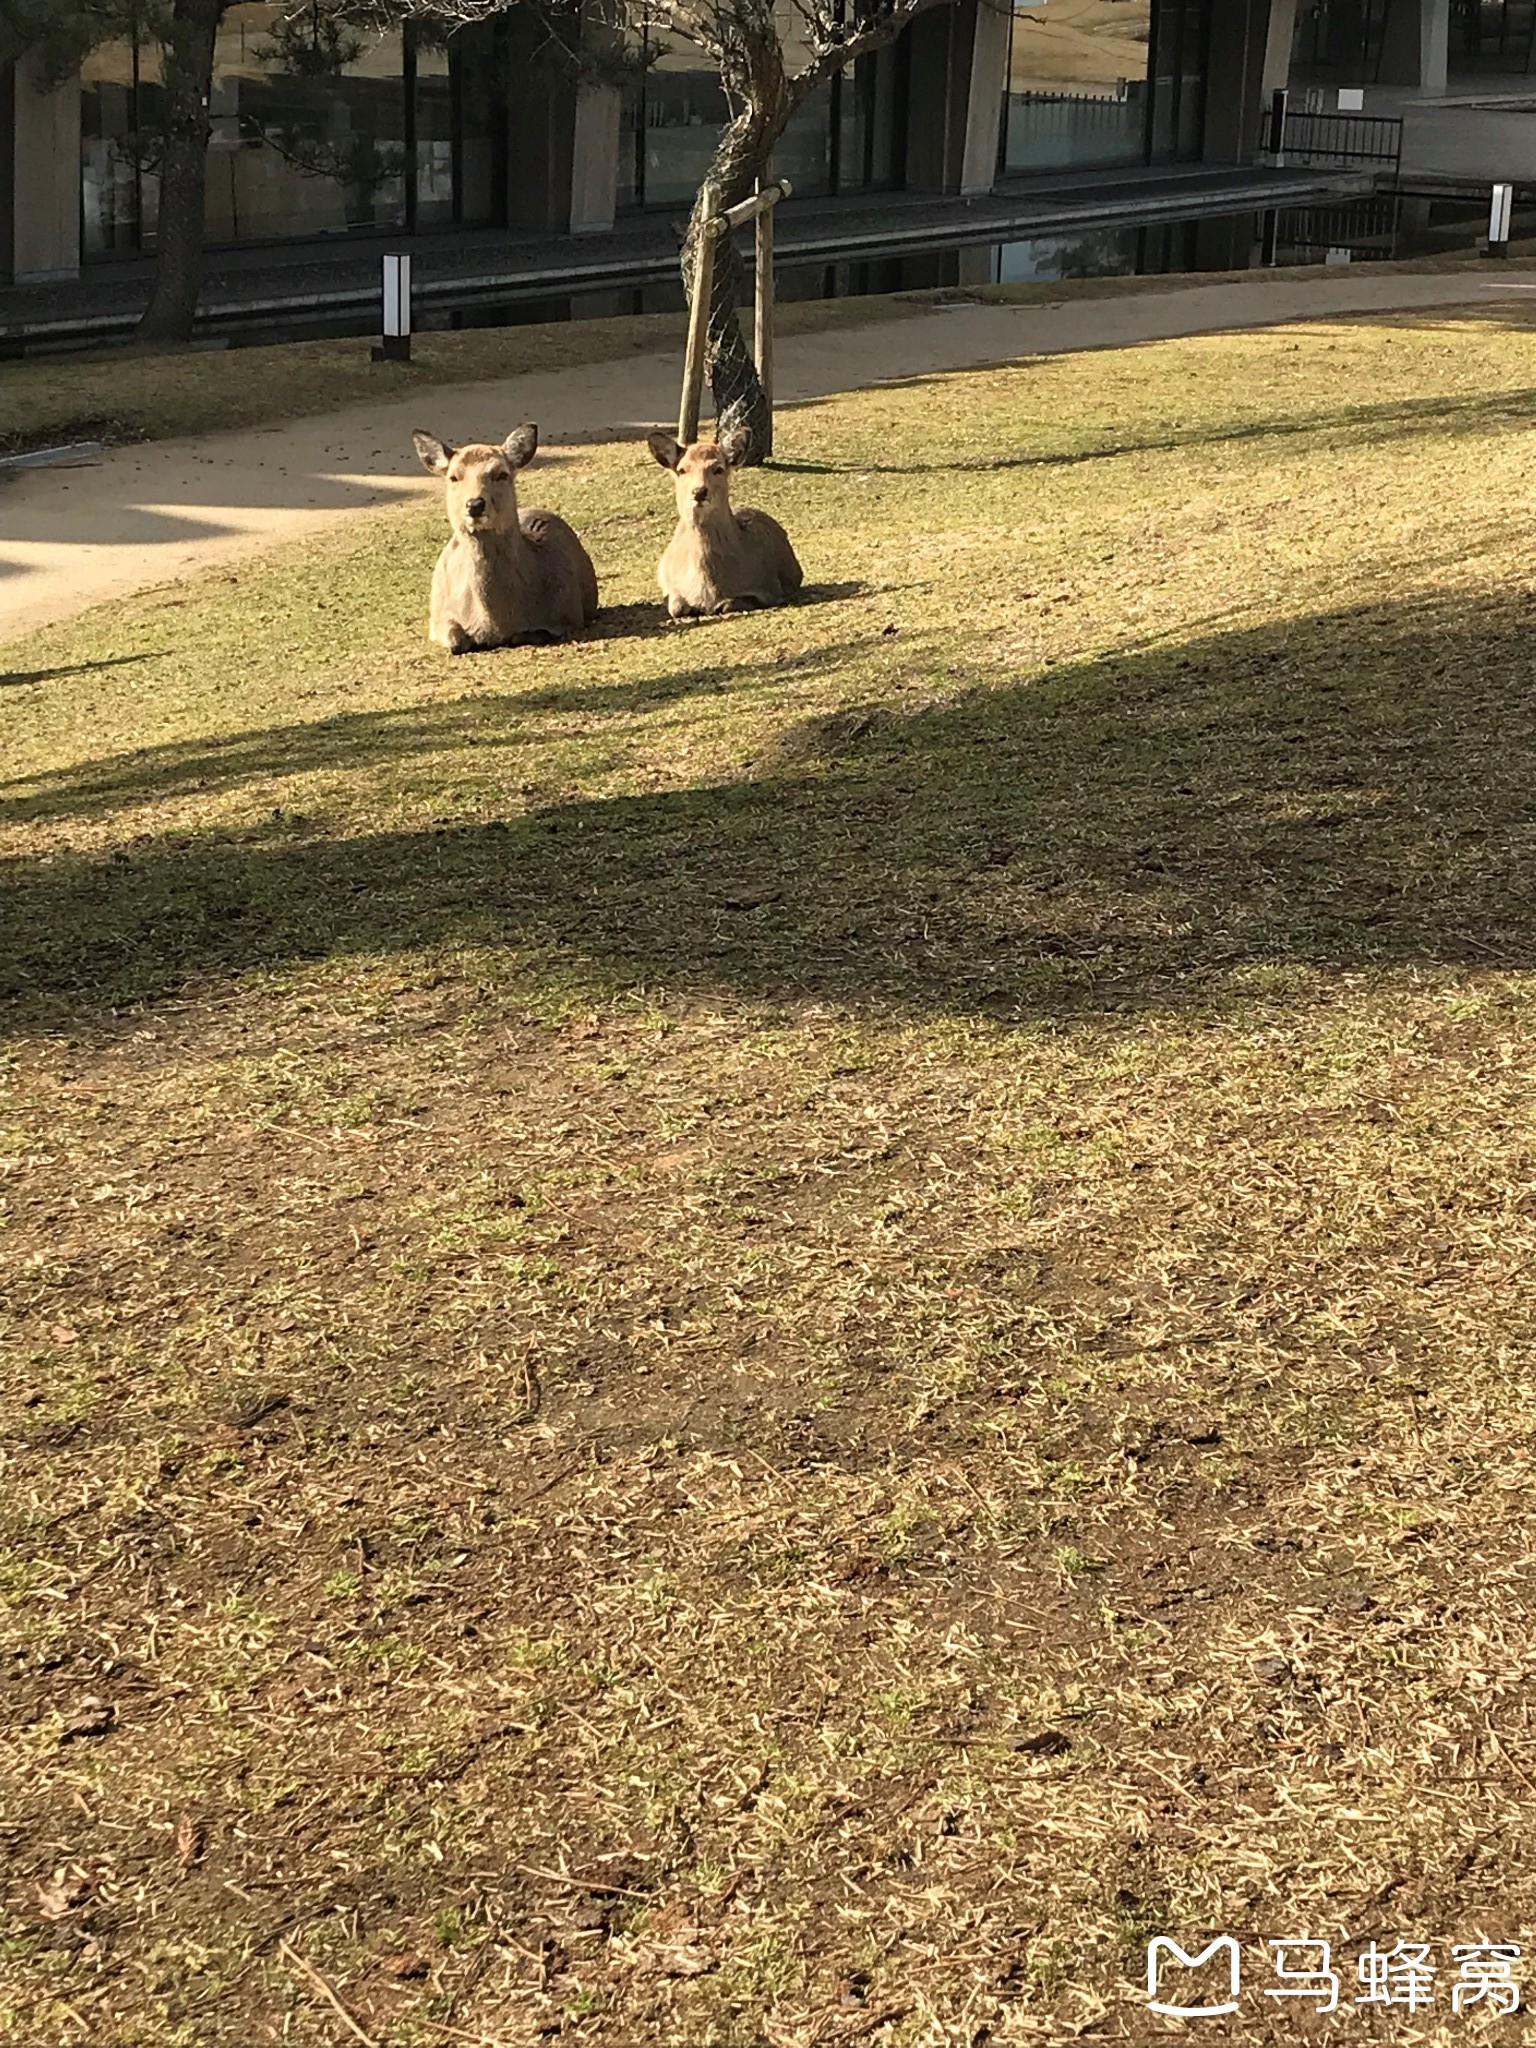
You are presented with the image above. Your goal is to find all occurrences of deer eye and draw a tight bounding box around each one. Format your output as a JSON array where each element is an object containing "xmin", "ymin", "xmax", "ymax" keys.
[
  {"xmin": 490, "ymin": 469, "xmax": 510, "ymax": 483},
  {"xmin": 708, "ymin": 466, "xmax": 724, "ymax": 478}
]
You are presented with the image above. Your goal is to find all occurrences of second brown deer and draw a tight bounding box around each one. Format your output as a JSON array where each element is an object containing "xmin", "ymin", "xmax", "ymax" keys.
[{"xmin": 647, "ymin": 428, "xmax": 803, "ymax": 619}]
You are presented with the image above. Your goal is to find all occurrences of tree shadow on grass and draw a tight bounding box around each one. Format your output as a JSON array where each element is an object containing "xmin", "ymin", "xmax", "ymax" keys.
[
  {"xmin": 1, "ymin": 653, "xmax": 161, "ymax": 689},
  {"xmin": 590, "ymin": 582, "xmax": 874, "ymax": 639},
  {"xmin": 0, "ymin": 635, "xmax": 911, "ymax": 826},
  {"xmin": 772, "ymin": 384, "xmax": 1536, "ymax": 478},
  {"xmin": 6, "ymin": 584, "xmax": 1536, "ymax": 1027}
]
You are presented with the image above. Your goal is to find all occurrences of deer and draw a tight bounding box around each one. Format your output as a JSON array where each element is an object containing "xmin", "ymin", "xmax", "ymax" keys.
[
  {"xmin": 412, "ymin": 423, "xmax": 598, "ymax": 653},
  {"xmin": 647, "ymin": 427, "xmax": 803, "ymax": 619}
]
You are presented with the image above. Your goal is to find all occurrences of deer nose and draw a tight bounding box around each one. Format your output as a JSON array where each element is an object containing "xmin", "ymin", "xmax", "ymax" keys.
[
  {"xmin": 692, "ymin": 485, "xmax": 709, "ymax": 504},
  {"xmin": 465, "ymin": 496, "xmax": 486, "ymax": 518}
]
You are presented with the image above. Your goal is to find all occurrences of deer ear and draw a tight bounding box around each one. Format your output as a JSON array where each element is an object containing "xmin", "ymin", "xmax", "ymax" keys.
[
  {"xmin": 412, "ymin": 429, "xmax": 453, "ymax": 476},
  {"xmin": 502, "ymin": 423, "xmax": 538, "ymax": 470},
  {"xmin": 647, "ymin": 429, "xmax": 682, "ymax": 471},
  {"xmin": 718, "ymin": 425, "xmax": 751, "ymax": 468}
]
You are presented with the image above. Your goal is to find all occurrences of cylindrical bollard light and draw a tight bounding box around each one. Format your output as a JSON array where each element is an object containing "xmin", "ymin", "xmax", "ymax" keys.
[
  {"xmin": 1487, "ymin": 183, "xmax": 1514, "ymax": 258},
  {"xmin": 373, "ymin": 253, "xmax": 413, "ymax": 361},
  {"xmin": 1267, "ymin": 86, "xmax": 1289, "ymax": 162}
]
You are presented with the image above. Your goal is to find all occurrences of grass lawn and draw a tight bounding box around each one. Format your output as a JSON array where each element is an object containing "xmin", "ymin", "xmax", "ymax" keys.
[
  {"xmin": 2, "ymin": 291, "xmax": 956, "ymax": 456},
  {"xmin": 5, "ymin": 257, "xmax": 1520, "ymax": 457},
  {"xmin": 7, "ymin": 304, "xmax": 1536, "ymax": 2044}
]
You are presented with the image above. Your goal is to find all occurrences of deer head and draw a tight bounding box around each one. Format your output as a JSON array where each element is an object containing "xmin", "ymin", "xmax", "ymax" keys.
[
  {"xmin": 414, "ymin": 424, "xmax": 539, "ymax": 539},
  {"xmin": 648, "ymin": 426, "xmax": 750, "ymax": 521}
]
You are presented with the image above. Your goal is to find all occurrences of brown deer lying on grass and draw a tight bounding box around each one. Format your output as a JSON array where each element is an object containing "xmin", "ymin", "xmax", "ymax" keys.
[
  {"xmin": 647, "ymin": 428, "xmax": 803, "ymax": 619},
  {"xmin": 412, "ymin": 423, "xmax": 598, "ymax": 653}
]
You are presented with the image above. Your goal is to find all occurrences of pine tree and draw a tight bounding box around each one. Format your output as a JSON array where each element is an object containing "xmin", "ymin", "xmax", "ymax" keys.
[
  {"xmin": 137, "ymin": 0, "xmax": 228, "ymax": 342},
  {"xmin": 0, "ymin": 0, "xmax": 229, "ymax": 341}
]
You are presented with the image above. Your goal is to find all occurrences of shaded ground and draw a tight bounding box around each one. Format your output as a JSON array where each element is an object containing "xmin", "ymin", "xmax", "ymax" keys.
[{"xmin": 7, "ymin": 311, "xmax": 1536, "ymax": 2044}]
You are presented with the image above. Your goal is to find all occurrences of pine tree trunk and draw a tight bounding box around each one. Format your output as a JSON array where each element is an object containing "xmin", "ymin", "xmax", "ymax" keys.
[
  {"xmin": 680, "ymin": 99, "xmax": 788, "ymax": 466},
  {"xmin": 136, "ymin": 0, "xmax": 222, "ymax": 345}
]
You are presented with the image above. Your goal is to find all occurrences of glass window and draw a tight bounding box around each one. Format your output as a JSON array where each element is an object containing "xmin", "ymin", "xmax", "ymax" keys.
[
  {"xmin": 836, "ymin": 48, "xmax": 903, "ymax": 194},
  {"xmin": 1147, "ymin": 0, "xmax": 1208, "ymax": 164},
  {"xmin": 620, "ymin": 6, "xmax": 841, "ymax": 211},
  {"xmin": 777, "ymin": 77, "xmax": 834, "ymax": 196},
  {"xmin": 454, "ymin": 24, "xmax": 502, "ymax": 226},
  {"xmin": 1290, "ymin": 0, "xmax": 1390, "ymax": 77},
  {"xmin": 634, "ymin": 30, "xmax": 729, "ymax": 209},
  {"xmin": 1004, "ymin": 0, "xmax": 1152, "ymax": 173},
  {"xmin": 1457, "ymin": 0, "xmax": 1536, "ymax": 73},
  {"xmin": 82, "ymin": 8, "xmax": 506, "ymax": 253},
  {"xmin": 414, "ymin": 38, "xmax": 454, "ymax": 229},
  {"xmin": 80, "ymin": 36, "xmax": 162, "ymax": 257},
  {"xmin": 204, "ymin": 3, "xmax": 406, "ymax": 242},
  {"xmin": 775, "ymin": 10, "xmax": 833, "ymax": 197}
]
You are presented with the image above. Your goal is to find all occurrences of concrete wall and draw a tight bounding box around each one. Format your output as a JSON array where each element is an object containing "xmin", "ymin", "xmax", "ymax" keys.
[
  {"xmin": 1203, "ymin": 0, "xmax": 1277, "ymax": 163},
  {"xmin": 570, "ymin": 86, "xmax": 620, "ymax": 233},
  {"xmin": 501, "ymin": 12, "xmax": 579, "ymax": 231},
  {"xmin": 906, "ymin": 0, "xmax": 1009, "ymax": 194},
  {"xmin": 6, "ymin": 52, "xmax": 80, "ymax": 282},
  {"xmin": 1262, "ymin": 0, "xmax": 1300, "ymax": 94},
  {"xmin": 960, "ymin": 0, "xmax": 1010, "ymax": 195},
  {"xmin": 1378, "ymin": 0, "xmax": 1449, "ymax": 92}
]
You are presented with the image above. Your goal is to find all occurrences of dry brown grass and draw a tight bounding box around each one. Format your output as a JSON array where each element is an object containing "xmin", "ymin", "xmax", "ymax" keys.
[
  {"xmin": 8, "ymin": 306, "xmax": 1536, "ymax": 2044},
  {"xmin": 1009, "ymin": 0, "xmax": 1151, "ymax": 95}
]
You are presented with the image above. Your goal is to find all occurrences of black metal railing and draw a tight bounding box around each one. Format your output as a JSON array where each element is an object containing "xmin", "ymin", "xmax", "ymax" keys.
[
  {"xmin": 1262, "ymin": 91, "xmax": 1404, "ymax": 176},
  {"xmin": 1273, "ymin": 195, "xmax": 1402, "ymax": 262},
  {"xmin": 1279, "ymin": 110, "xmax": 1405, "ymax": 169}
]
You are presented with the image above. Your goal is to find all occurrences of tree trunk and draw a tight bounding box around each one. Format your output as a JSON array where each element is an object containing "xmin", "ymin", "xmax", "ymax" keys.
[
  {"xmin": 679, "ymin": 95, "xmax": 789, "ymax": 465},
  {"xmin": 136, "ymin": 0, "xmax": 222, "ymax": 345}
]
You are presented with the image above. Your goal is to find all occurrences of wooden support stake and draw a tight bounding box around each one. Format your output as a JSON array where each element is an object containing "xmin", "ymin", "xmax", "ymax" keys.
[
  {"xmin": 678, "ymin": 211, "xmax": 720, "ymax": 446},
  {"xmin": 755, "ymin": 162, "xmax": 776, "ymax": 455},
  {"xmin": 719, "ymin": 179, "xmax": 790, "ymax": 230},
  {"xmin": 677, "ymin": 179, "xmax": 787, "ymax": 451}
]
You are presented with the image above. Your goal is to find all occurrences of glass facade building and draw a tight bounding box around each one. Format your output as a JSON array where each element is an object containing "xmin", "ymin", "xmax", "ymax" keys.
[
  {"xmin": 616, "ymin": 13, "xmax": 903, "ymax": 211},
  {"xmin": 66, "ymin": 0, "xmax": 1241, "ymax": 271},
  {"xmin": 1291, "ymin": 0, "xmax": 1536, "ymax": 80},
  {"xmin": 1002, "ymin": 0, "xmax": 1213, "ymax": 175},
  {"xmin": 80, "ymin": 2, "xmax": 502, "ymax": 257}
]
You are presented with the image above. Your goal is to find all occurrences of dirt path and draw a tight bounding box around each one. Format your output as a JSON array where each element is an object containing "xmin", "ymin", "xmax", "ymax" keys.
[{"xmin": 3, "ymin": 266, "xmax": 1532, "ymax": 646}]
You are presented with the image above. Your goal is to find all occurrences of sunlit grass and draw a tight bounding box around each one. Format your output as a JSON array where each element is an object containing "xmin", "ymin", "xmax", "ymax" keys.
[{"xmin": 7, "ymin": 307, "xmax": 1536, "ymax": 2043}]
